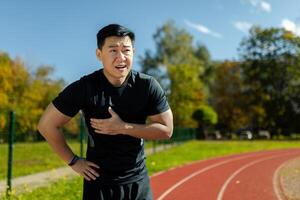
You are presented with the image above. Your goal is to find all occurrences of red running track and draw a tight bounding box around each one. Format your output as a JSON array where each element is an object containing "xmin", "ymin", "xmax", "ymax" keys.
[{"xmin": 150, "ymin": 148, "xmax": 300, "ymax": 200}]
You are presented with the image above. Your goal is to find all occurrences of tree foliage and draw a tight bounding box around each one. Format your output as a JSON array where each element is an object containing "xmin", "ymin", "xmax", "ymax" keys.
[
  {"xmin": 212, "ymin": 61, "xmax": 249, "ymax": 132},
  {"xmin": 139, "ymin": 21, "xmax": 208, "ymax": 127},
  {"xmin": 192, "ymin": 104, "xmax": 217, "ymax": 126},
  {"xmin": 168, "ymin": 63, "xmax": 204, "ymax": 127},
  {"xmin": 192, "ymin": 104, "xmax": 217, "ymax": 139},
  {"xmin": 239, "ymin": 26, "xmax": 300, "ymax": 134},
  {"xmin": 0, "ymin": 52, "xmax": 80, "ymax": 138}
]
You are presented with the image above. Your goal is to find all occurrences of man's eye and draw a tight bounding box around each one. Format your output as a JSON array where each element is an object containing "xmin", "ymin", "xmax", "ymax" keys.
[{"xmin": 123, "ymin": 49, "xmax": 131, "ymax": 54}]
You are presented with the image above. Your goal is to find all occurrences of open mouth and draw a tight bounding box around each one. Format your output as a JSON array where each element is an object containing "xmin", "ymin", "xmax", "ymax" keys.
[{"xmin": 115, "ymin": 65, "xmax": 127, "ymax": 70}]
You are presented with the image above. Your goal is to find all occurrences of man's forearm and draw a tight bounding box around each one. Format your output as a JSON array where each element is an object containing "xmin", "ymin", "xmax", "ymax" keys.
[
  {"xmin": 38, "ymin": 103, "xmax": 77, "ymax": 165},
  {"xmin": 121, "ymin": 122, "xmax": 173, "ymax": 140},
  {"xmin": 38, "ymin": 126, "xmax": 75, "ymax": 164},
  {"xmin": 90, "ymin": 108, "xmax": 173, "ymax": 140}
]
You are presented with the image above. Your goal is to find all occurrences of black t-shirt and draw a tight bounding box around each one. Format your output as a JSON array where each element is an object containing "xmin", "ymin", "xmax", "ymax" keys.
[{"xmin": 52, "ymin": 69, "xmax": 169, "ymax": 184}]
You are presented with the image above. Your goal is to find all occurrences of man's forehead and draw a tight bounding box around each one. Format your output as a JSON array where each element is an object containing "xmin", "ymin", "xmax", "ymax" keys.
[{"xmin": 104, "ymin": 36, "xmax": 132, "ymax": 47}]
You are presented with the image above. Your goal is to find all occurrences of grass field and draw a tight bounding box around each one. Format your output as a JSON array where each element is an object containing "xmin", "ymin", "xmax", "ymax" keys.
[
  {"xmin": 0, "ymin": 140, "xmax": 155, "ymax": 180},
  {"xmin": 2, "ymin": 140, "xmax": 300, "ymax": 200},
  {"xmin": 0, "ymin": 140, "xmax": 85, "ymax": 180}
]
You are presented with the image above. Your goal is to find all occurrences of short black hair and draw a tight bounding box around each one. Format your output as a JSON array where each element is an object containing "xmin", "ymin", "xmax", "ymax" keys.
[{"xmin": 96, "ymin": 24, "xmax": 135, "ymax": 49}]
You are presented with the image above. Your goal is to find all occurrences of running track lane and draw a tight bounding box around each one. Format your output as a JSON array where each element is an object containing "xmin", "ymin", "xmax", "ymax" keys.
[{"xmin": 150, "ymin": 148, "xmax": 300, "ymax": 200}]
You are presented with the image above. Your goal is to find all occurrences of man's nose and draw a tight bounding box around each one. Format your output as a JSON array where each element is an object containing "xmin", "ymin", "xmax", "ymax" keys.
[{"xmin": 116, "ymin": 51, "xmax": 126, "ymax": 61}]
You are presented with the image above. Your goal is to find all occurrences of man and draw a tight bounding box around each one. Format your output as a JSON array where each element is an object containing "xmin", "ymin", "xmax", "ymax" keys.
[{"xmin": 38, "ymin": 24, "xmax": 173, "ymax": 200}]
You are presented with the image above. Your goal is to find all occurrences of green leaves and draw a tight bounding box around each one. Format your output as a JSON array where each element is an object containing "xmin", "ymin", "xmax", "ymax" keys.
[
  {"xmin": 239, "ymin": 26, "xmax": 300, "ymax": 133},
  {"xmin": 139, "ymin": 21, "xmax": 208, "ymax": 127},
  {"xmin": 0, "ymin": 52, "xmax": 65, "ymax": 136},
  {"xmin": 212, "ymin": 61, "xmax": 248, "ymax": 132}
]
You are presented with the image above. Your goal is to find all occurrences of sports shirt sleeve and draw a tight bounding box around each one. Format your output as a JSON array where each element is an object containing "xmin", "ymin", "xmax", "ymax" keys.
[
  {"xmin": 52, "ymin": 79, "xmax": 85, "ymax": 117},
  {"xmin": 147, "ymin": 77, "xmax": 170, "ymax": 116}
]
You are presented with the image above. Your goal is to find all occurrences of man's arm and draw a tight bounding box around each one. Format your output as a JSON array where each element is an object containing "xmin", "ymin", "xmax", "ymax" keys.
[
  {"xmin": 38, "ymin": 103, "xmax": 99, "ymax": 181},
  {"xmin": 90, "ymin": 107, "xmax": 173, "ymax": 140},
  {"xmin": 38, "ymin": 103, "xmax": 75, "ymax": 163}
]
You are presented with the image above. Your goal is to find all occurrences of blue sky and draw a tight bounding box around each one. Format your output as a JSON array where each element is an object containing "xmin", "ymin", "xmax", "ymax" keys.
[{"xmin": 1, "ymin": 0, "xmax": 300, "ymax": 83}]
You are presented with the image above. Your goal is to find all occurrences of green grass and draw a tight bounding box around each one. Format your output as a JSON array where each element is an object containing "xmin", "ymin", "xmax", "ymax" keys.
[
  {"xmin": 0, "ymin": 140, "xmax": 86, "ymax": 180},
  {"xmin": 1, "ymin": 177, "xmax": 83, "ymax": 200},
  {"xmin": 2, "ymin": 140, "xmax": 299, "ymax": 200},
  {"xmin": 0, "ymin": 140, "xmax": 155, "ymax": 180}
]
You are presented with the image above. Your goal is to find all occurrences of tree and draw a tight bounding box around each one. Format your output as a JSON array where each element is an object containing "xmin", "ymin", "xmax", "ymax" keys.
[
  {"xmin": 0, "ymin": 52, "xmax": 14, "ymax": 130},
  {"xmin": 239, "ymin": 26, "xmax": 300, "ymax": 137},
  {"xmin": 192, "ymin": 104, "xmax": 217, "ymax": 139},
  {"xmin": 195, "ymin": 44, "xmax": 216, "ymax": 101},
  {"xmin": 139, "ymin": 21, "xmax": 207, "ymax": 127},
  {"xmin": 168, "ymin": 63, "xmax": 204, "ymax": 127},
  {"xmin": 17, "ymin": 66, "xmax": 65, "ymax": 135},
  {"xmin": 211, "ymin": 61, "xmax": 249, "ymax": 133},
  {"xmin": 0, "ymin": 52, "xmax": 72, "ymax": 139}
]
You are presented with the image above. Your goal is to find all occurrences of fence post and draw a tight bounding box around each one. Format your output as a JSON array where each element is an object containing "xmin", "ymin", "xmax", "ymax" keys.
[
  {"xmin": 6, "ymin": 111, "xmax": 15, "ymax": 198},
  {"xmin": 152, "ymin": 140, "xmax": 156, "ymax": 154},
  {"xmin": 79, "ymin": 112, "xmax": 85, "ymax": 157}
]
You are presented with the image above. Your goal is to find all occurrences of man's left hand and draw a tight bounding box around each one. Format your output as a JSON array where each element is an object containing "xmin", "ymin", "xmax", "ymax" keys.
[{"xmin": 90, "ymin": 107, "xmax": 125, "ymax": 135}]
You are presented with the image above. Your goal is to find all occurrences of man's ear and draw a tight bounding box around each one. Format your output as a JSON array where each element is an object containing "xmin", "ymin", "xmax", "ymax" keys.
[
  {"xmin": 132, "ymin": 48, "xmax": 136, "ymax": 54},
  {"xmin": 96, "ymin": 48, "xmax": 102, "ymax": 61}
]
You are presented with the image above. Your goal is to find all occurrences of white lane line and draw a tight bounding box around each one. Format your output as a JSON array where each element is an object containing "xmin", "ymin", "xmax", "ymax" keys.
[
  {"xmin": 151, "ymin": 149, "xmax": 288, "ymax": 179},
  {"xmin": 217, "ymin": 152, "xmax": 296, "ymax": 200},
  {"xmin": 157, "ymin": 151, "xmax": 275, "ymax": 200},
  {"xmin": 273, "ymin": 162, "xmax": 286, "ymax": 200}
]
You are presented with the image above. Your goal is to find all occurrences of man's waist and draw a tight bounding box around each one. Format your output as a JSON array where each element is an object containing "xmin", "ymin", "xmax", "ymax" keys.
[
  {"xmin": 87, "ymin": 148, "xmax": 144, "ymax": 170},
  {"xmin": 89, "ymin": 159, "xmax": 147, "ymax": 185}
]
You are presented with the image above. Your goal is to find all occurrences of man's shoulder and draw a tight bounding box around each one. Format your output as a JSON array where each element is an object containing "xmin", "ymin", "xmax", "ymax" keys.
[
  {"xmin": 61, "ymin": 69, "xmax": 102, "ymax": 96},
  {"xmin": 80, "ymin": 69, "xmax": 102, "ymax": 82},
  {"xmin": 131, "ymin": 70, "xmax": 154, "ymax": 84}
]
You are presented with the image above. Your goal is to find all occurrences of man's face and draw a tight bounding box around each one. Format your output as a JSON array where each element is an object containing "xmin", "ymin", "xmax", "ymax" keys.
[{"xmin": 96, "ymin": 36, "xmax": 134, "ymax": 84}]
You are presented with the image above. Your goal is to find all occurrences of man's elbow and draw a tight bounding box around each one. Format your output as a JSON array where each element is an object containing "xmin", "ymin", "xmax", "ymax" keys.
[
  {"xmin": 37, "ymin": 117, "xmax": 53, "ymax": 138},
  {"xmin": 164, "ymin": 126, "xmax": 173, "ymax": 139},
  {"xmin": 37, "ymin": 120, "xmax": 47, "ymax": 137}
]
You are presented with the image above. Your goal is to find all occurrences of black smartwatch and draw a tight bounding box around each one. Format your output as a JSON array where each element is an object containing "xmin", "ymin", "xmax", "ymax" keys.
[{"xmin": 68, "ymin": 155, "xmax": 80, "ymax": 166}]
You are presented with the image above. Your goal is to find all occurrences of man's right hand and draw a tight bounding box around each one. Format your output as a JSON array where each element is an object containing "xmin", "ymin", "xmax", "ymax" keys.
[{"xmin": 71, "ymin": 158, "xmax": 100, "ymax": 181}]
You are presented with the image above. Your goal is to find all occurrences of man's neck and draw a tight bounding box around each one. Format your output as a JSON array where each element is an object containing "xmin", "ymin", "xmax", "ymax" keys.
[{"xmin": 103, "ymin": 70, "xmax": 129, "ymax": 87}]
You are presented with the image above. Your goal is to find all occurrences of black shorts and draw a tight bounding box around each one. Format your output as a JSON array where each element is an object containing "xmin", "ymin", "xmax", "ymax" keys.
[{"xmin": 82, "ymin": 175, "xmax": 153, "ymax": 200}]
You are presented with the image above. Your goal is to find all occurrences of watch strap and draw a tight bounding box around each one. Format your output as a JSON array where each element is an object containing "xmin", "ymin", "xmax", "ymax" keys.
[{"xmin": 68, "ymin": 155, "xmax": 80, "ymax": 166}]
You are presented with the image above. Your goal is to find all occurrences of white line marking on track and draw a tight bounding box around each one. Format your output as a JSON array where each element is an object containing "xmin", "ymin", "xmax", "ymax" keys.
[
  {"xmin": 273, "ymin": 161, "xmax": 287, "ymax": 200},
  {"xmin": 217, "ymin": 152, "xmax": 296, "ymax": 200},
  {"xmin": 157, "ymin": 152, "xmax": 273, "ymax": 200}
]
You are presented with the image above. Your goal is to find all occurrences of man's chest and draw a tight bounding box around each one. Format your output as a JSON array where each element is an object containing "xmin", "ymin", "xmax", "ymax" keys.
[{"xmin": 83, "ymin": 86, "xmax": 149, "ymax": 122}]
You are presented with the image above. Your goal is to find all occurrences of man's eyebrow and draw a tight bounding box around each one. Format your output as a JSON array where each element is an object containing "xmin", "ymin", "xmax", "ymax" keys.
[
  {"xmin": 108, "ymin": 45, "xmax": 119, "ymax": 48},
  {"xmin": 108, "ymin": 44, "xmax": 132, "ymax": 48}
]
